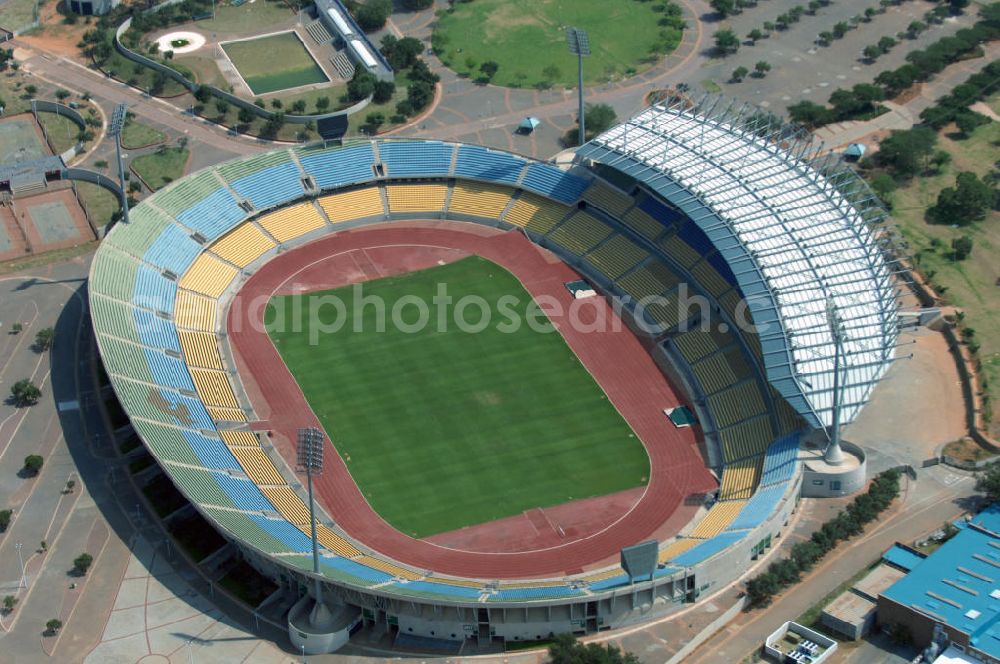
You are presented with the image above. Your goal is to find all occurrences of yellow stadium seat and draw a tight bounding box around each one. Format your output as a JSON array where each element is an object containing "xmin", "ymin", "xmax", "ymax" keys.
[
  {"xmin": 179, "ymin": 253, "xmax": 239, "ymax": 298},
  {"xmin": 504, "ymin": 193, "xmax": 570, "ymax": 232},
  {"xmin": 448, "ymin": 182, "xmax": 512, "ymax": 218},
  {"xmin": 228, "ymin": 445, "xmax": 285, "ymax": 485},
  {"xmin": 178, "ymin": 330, "xmax": 224, "ymax": 370},
  {"xmin": 318, "ymin": 188, "xmax": 385, "ymax": 223},
  {"xmin": 174, "ymin": 291, "xmax": 218, "ymax": 331},
  {"xmin": 386, "ymin": 184, "xmax": 447, "ymax": 213},
  {"xmin": 261, "ymin": 486, "xmax": 311, "ymax": 524},
  {"xmin": 210, "ymin": 222, "xmax": 275, "ymax": 267},
  {"xmin": 687, "ymin": 501, "xmax": 748, "ymax": 539},
  {"xmin": 256, "ymin": 202, "xmax": 327, "ymax": 243},
  {"xmin": 189, "ymin": 368, "xmax": 241, "ymax": 409},
  {"xmin": 658, "ymin": 539, "xmax": 699, "ymax": 564}
]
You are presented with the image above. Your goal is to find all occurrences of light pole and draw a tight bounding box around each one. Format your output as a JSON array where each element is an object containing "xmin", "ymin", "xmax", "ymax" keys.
[
  {"xmin": 107, "ymin": 103, "xmax": 130, "ymax": 224},
  {"xmin": 296, "ymin": 427, "xmax": 324, "ymax": 598},
  {"xmin": 566, "ymin": 27, "xmax": 591, "ymax": 146},
  {"xmin": 187, "ymin": 638, "xmax": 195, "ymax": 664},
  {"xmin": 824, "ymin": 297, "xmax": 847, "ymax": 465},
  {"xmin": 15, "ymin": 542, "xmax": 26, "ymax": 588}
]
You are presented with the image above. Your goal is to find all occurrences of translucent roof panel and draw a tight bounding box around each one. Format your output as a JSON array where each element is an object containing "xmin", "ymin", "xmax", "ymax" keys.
[{"xmin": 577, "ymin": 100, "xmax": 898, "ymax": 429}]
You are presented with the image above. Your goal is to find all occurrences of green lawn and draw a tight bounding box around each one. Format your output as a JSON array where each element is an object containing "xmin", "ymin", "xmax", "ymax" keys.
[
  {"xmin": 75, "ymin": 181, "xmax": 120, "ymax": 229},
  {"xmin": 265, "ymin": 256, "xmax": 649, "ymax": 537},
  {"xmin": 130, "ymin": 147, "xmax": 189, "ymax": 191},
  {"xmin": 222, "ymin": 32, "xmax": 327, "ymax": 95},
  {"xmin": 889, "ymin": 118, "xmax": 1000, "ymax": 437},
  {"xmin": 121, "ymin": 118, "xmax": 166, "ymax": 150},
  {"xmin": 433, "ymin": 0, "xmax": 683, "ymax": 88},
  {"xmin": 0, "ymin": 0, "xmax": 38, "ymax": 33}
]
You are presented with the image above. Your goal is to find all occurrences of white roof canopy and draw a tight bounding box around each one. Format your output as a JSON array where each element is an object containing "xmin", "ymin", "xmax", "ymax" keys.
[{"xmin": 578, "ymin": 100, "xmax": 898, "ymax": 429}]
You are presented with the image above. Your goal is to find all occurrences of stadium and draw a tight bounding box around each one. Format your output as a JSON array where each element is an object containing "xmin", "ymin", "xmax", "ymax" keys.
[{"xmin": 87, "ymin": 96, "xmax": 898, "ymax": 654}]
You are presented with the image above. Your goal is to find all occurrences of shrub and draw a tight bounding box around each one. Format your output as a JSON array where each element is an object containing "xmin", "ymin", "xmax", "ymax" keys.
[
  {"xmin": 73, "ymin": 553, "xmax": 94, "ymax": 576},
  {"xmin": 23, "ymin": 455, "xmax": 44, "ymax": 476}
]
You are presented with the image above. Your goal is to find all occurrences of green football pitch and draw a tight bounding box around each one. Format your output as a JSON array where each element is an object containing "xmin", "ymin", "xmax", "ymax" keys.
[
  {"xmin": 221, "ymin": 32, "xmax": 328, "ymax": 95},
  {"xmin": 265, "ymin": 257, "xmax": 649, "ymax": 538}
]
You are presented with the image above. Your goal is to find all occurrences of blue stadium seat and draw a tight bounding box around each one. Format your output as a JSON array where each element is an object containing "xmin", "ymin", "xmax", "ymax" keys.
[
  {"xmin": 142, "ymin": 224, "xmax": 203, "ymax": 276},
  {"xmin": 520, "ymin": 163, "xmax": 590, "ymax": 203},
  {"xmin": 381, "ymin": 142, "xmax": 453, "ymax": 177},
  {"xmin": 231, "ymin": 162, "xmax": 305, "ymax": 210},
  {"xmin": 143, "ymin": 348, "xmax": 195, "ymax": 392},
  {"xmin": 639, "ymin": 197, "xmax": 686, "ymax": 229},
  {"xmin": 321, "ymin": 557, "xmax": 394, "ymax": 585},
  {"xmin": 454, "ymin": 146, "xmax": 524, "ymax": 184},
  {"xmin": 670, "ymin": 531, "xmax": 748, "ymax": 567},
  {"xmin": 214, "ymin": 473, "xmax": 275, "ymax": 511},
  {"xmin": 386, "ymin": 580, "xmax": 482, "ymax": 599},
  {"xmin": 154, "ymin": 387, "xmax": 216, "ymax": 430},
  {"xmin": 181, "ymin": 430, "xmax": 241, "ymax": 470},
  {"xmin": 726, "ymin": 484, "xmax": 788, "ymax": 531},
  {"xmin": 300, "ymin": 144, "xmax": 376, "ymax": 189},
  {"xmin": 490, "ymin": 585, "xmax": 584, "ymax": 601},
  {"xmin": 133, "ymin": 265, "xmax": 177, "ymax": 314},
  {"xmin": 134, "ymin": 308, "xmax": 181, "ymax": 352},
  {"xmin": 249, "ymin": 515, "xmax": 314, "ymax": 551},
  {"xmin": 588, "ymin": 574, "xmax": 631, "ymax": 591},
  {"xmin": 176, "ymin": 188, "xmax": 246, "ymax": 242},
  {"xmin": 761, "ymin": 433, "xmax": 800, "ymax": 486}
]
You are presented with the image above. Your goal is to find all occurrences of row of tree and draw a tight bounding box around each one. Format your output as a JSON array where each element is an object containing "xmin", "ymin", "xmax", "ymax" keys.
[
  {"xmin": 920, "ymin": 59, "xmax": 1000, "ymax": 130},
  {"xmin": 745, "ymin": 469, "xmax": 901, "ymax": 608},
  {"xmin": 787, "ymin": 2, "xmax": 1000, "ymax": 128}
]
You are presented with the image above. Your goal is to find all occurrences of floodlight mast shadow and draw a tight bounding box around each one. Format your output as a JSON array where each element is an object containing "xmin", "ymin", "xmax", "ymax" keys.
[
  {"xmin": 107, "ymin": 103, "xmax": 130, "ymax": 224},
  {"xmin": 566, "ymin": 27, "xmax": 591, "ymax": 147}
]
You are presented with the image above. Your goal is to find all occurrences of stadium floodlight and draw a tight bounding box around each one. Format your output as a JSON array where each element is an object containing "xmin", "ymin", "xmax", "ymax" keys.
[
  {"xmin": 108, "ymin": 103, "xmax": 130, "ymax": 225},
  {"xmin": 824, "ymin": 297, "xmax": 846, "ymax": 465},
  {"xmin": 566, "ymin": 27, "xmax": 591, "ymax": 147},
  {"xmin": 297, "ymin": 427, "xmax": 325, "ymax": 588}
]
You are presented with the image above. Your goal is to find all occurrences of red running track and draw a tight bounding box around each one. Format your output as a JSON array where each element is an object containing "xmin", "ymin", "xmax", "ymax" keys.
[{"xmin": 227, "ymin": 222, "xmax": 717, "ymax": 578}]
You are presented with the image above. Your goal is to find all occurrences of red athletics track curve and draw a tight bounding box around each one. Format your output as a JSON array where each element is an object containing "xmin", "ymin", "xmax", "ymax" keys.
[{"xmin": 227, "ymin": 221, "xmax": 717, "ymax": 578}]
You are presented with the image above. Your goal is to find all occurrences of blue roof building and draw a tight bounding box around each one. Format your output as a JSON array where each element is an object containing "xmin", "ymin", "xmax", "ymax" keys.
[{"xmin": 878, "ymin": 507, "xmax": 1000, "ymax": 663}]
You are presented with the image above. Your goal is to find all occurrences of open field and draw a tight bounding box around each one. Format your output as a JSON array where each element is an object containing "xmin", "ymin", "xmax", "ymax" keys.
[
  {"xmin": 221, "ymin": 31, "xmax": 327, "ymax": 95},
  {"xmin": 889, "ymin": 117, "xmax": 1000, "ymax": 436},
  {"xmin": 130, "ymin": 147, "xmax": 189, "ymax": 190},
  {"xmin": 433, "ymin": 0, "xmax": 682, "ymax": 88},
  {"xmin": 265, "ymin": 256, "xmax": 649, "ymax": 537},
  {"xmin": 181, "ymin": 1, "xmax": 294, "ymax": 35},
  {"xmin": 35, "ymin": 111, "xmax": 80, "ymax": 154},
  {"xmin": 75, "ymin": 181, "xmax": 120, "ymax": 229},
  {"xmin": 0, "ymin": 113, "xmax": 48, "ymax": 164},
  {"xmin": 121, "ymin": 118, "xmax": 166, "ymax": 149},
  {"xmin": 0, "ymin": 0, "xmax": 36, "ymax": 33}
]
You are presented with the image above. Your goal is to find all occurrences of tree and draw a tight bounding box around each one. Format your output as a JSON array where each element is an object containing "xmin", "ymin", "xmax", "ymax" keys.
[
  {"xmin": 584, "ymin": 103, "xmax": 618, "ymax": 139},
  {"xmin": 10, "ymin": 379, "xmax": 41, "ymax": 407},
  {"xmin": 405, "ymin": 79, "xmax": 435, "ymax": 112},
  {"xmin": 863, "ymin": 44, "xmax": 882, "ymax": 61},
  {"xmin": 479, "ymin": 60, "xmax": 499, "ymax": 80},
  {"xmin": 24, "ymin": 84, "xmax": 37, "ymax": 99},
  {"xmin": 951, "ymin": 235, "xmax": 974, "ymax": 261},
  {"xmin": 868, "ymin": 173, "xmax": 897, "ymax": 206},
  {"xmin": 907, "ymin": 21, "xmax": 926, "ymax": 38},
  {"xmin": 875, "ymin": 126, "xmax": 937, "ymax": 178},
  {"xmin": 363, "ymin": 112, "xmax": 385, "ymax": 134},
  {"xmin": 877, "ymin": 36, "xmax": 897, "ymax": 53},
  {"xmin": 270, "ymin": 99, "xmax": 282, "ymax": 109},
  {"xmin": 194, "ymin": 85, "xmax": 210, "ymax": 104},
  {"xmin": 711, "ymin": 0, "xmax": 737, "ymax": 17},
  {"xmin": 714, "ymin": 29, "xmax": 740, "ymax": 55},
  {"xmin": 747, "ymin": 28, "xmax": 765, "ymax": 43},
  {"xmin": 354, "ymin": 0, "xmax": 393, "ymax": 32},
  {"xmin": 214, "ymin": 99, "xmax": 229, "ymax": 117},
  {"xmin": 976, "ymin": 463, "xmax": 1000, "ymax": 503},
  {"xmin": 753, "ymin": 61, "xmax": 771, "ymax": 77},
  {"xmin": 347, "ymin": 69, "xmax": 377, "ymax": 101},
  {"xmin": 928, "ymin": 172, "xmax": 997, "ymax": 225},
  {"xmin": 23, "ymin": 455, "xmax": 44, "ymax": 476},
  {"xmin": 2, "ymin": 596, "xmax": 16, "ymax": 613},
  {"xmin": 548, "ymin": 633, "xmax": 641, "ymax": 664},
  {"xmin": 541, "ymin": 64, "xmax": 562, "ymax": 84},
  {"xmin": 45, "ymin": 619, "xmax": 62, "ymax": 635},
  {"xmin": 34, "ymin": 327, "xmax": 54, "ymax": 352},
  {"xmin": 64, "ymin": 480, "xmax": 76, "ymax": 494},
  {"xmin": 55, "ymin": 89, "xmax": 71, "ymax": 100},
  {"xmin": 372, "ymin": 79, "xmax": 395, "ymax": 104},
  {"xmin": 291, "ymin": 99, "xmax": 307, "ymax": 114},
  {"xmin": 731, "ymin": 66, "xmax": 749, "ymax": 82},
  {"xmin": 817, "ymin": 31, "xmax": 834, "ymax": 46},
  {"xmin": 955, "ymin": 110, "xmax": 989, "ymax": 136},
  {"xmin": 10, "ymin": 322, "xmax": 22, "ymax": 335},
  {"xmin": 0, "ymin": 510, "xmax": 11, "ymax": 532},
  {"xmin": 73, "ymin": 553, "xmax": 94, "ymax": 576},
  {"xmin": 787, "ymin": 100, "xmax": 833, "ymax": 128},
  {"xmin": 401, "ymin": 0, "xmax": 433, "ymax": 8},
  {"xmin": 380, "ymin": 35, "xmax": 423, "ymax": 70},
  {"xmin": 314, "ymin": 96, "xmax": 330, "ymax": 112},
  {"xmin": 237, "ymin": 106, "xmax": 255, "ymax": 126}
]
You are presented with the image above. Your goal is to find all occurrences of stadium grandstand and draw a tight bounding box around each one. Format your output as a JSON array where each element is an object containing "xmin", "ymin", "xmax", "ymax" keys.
[{"xmin": 88, "ymin": 97, "xmax": 897, "ymax": 652}]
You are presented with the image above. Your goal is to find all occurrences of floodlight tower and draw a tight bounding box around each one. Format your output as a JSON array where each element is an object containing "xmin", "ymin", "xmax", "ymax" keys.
[
  {"xmin": 824, "ymin": 297, "xmax": 847, "ymax": 466},
  {"xmin": 107, "ymin": 103, "xmax": 130, "ymax": 224},
  {"xmin": 566, "ymin": 27, "xmax": 591, "ymax": 147},
  {"xmin": 297, "ymin": 426, "xmax": 331, "ymax": 626}
]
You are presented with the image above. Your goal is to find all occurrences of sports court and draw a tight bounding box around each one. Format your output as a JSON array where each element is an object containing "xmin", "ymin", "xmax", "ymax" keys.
[
  {"xmin": 3, "ymin": 188, "xmax": 95, "ymax": 257},
  {"xmin": 0, "ymin": 113, "xmax": 49, "ymax": 166},
  {"xmin": 266, "ymin": 255, "xmax": 650, "ymax": 538},
  {"xmin": 220, "ymin": 31, "xmax": 328, "ymax": 95}
]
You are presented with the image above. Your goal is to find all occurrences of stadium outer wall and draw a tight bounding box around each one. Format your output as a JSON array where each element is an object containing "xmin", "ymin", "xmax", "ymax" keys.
[{"xmin": 87, "ymin": 135, "xmax": 835, "ymax": 650}]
